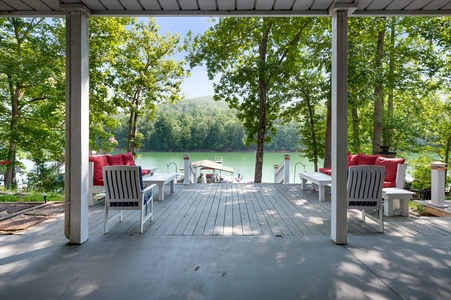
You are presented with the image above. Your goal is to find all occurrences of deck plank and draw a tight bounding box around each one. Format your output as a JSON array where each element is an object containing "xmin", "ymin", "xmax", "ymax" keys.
[
  {"xmin": 254, "ymin": 185, "xmax": 282, "ymax": 236},
  {"xmin": 202, "ymin": 184, "xmax": 222, "ymax": 236},
  {"xmin": 213, "ymin": 185, "xmax": 227, "ymax": 235},
  {"xmin": 238, "ymin": 184, "xmax": 258, "ymax": 235},
  {"xmin": 190, "ymin": 184, "xmax": 215, "ymax": 236},
  {"xmin": 244, "ymin": 184, "xmax": 268, "ymax": 235},
  {"xmin": 27, "ymin": 183, "xmax": 451, "ymax": 238},
  {"xmin": 150, "ymin": 185, "xmax": 192, "ymax": 235},
  {"xmin": 282, "ymin": 185, "xmax": 319, "ymax": 234},
  {"xmin": 173, "ymin": 183, "xmax": 205, "ymax": 235}
]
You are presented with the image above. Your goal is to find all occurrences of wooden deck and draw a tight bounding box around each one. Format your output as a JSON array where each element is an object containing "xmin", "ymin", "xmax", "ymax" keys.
[{"xmin": 85, "ymin": 183, "xmax": 451, "ymax": 237}]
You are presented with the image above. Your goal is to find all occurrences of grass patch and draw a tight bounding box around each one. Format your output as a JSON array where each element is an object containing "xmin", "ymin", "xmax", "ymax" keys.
[{"xmin": 0, "ymin": 191, "xmax": 64, "ymax": 202}]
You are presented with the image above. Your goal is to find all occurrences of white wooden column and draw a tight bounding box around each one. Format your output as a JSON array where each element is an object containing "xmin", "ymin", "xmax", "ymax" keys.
[
  {"xmin": 62, "ymin": 4, "xmax": 90, "ymax": 244},
  {"xmin": 330, "ymin": 4, "xmax": 355, "ymax": 245},
  {"xmin": 284, "ymin": 154, "xmax": 290, "ymax": 184}
]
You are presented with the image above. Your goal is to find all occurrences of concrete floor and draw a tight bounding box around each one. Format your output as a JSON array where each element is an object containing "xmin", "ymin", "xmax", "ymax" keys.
[{"xmin": 1, "ymin": 221, "xmax": 451, "ymax": 300}]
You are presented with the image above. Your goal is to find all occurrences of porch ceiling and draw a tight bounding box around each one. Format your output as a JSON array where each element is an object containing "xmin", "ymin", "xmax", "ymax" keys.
[{"xmin": 1, "ymin": 0, "xmax": 451, "ymax": 17}]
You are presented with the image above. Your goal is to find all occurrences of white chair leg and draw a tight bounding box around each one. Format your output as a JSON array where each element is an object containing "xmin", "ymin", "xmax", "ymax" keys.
[
  {"xmin": 362, "ymin": 209, "xmax": 366, "ymax": 222},
  {"xmin": 379, "ymin": 210, "xmax": 384, "ymax": 233},
  {"xmin": 140, "ymin": 210, "xmax": 144, "ymax": 234},
  {"xmin": 150, "ymin": 198, "xmax": 154, "ymax": 221},
  {"xmin": 89, "ymin": 192, "xmax": 95, "ymax": 207},
  {"xmin": 104, "ymin": 207, "xmax": 109, "ymax": 234}
]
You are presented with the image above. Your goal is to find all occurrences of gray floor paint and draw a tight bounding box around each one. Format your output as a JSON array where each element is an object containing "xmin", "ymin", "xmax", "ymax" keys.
[{"xmin": 1, "ymin": 230, "xmax": 450, "ymax": 299}]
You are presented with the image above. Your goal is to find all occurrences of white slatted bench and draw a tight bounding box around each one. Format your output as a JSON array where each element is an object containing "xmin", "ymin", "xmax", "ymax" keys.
[
  {"xmin": 299, "ymin": 172, "xmax": 332, "ymax": 202},
  {"xmin": 299, "ymin": 163, "xmax": 407, "ymax": 203}
]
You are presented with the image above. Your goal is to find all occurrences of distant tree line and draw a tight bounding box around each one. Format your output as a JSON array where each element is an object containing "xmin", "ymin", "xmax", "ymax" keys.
[{"xmin": 111, "ymin": 97, "xmax": 301, "ymax": 152}]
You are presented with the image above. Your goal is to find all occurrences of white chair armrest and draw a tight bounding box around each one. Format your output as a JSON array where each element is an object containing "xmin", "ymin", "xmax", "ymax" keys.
[{"xmin": 143, "ymin": 183, "xmax": 157, "ymax": 193}]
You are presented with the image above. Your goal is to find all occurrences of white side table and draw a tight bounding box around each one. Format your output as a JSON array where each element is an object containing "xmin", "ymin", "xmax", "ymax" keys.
[
  {"xmin": 298, "ymin": 172, "xmax": 332, "ymax": 202},
  {"xmin": 143, "ymin": 173, "xmax": 177, "ymax": 201}
]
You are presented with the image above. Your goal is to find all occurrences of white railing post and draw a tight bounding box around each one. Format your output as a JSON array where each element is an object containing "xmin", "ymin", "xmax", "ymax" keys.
[
  {"xmin": 274, "ymin": 164, "xmax": 279, "ymax": 183},
  {"xmin": 431, "ymin": 161, "xmax": 447, "ymax": 207},
  {"xmin": 284, "ymin": 154, "xmax": 290, "ymax": 184},
  {"xmin": 184, "ymin": 154, "xmax": 190, "ymax": 185},
  {"xmin": 191, "ymin": 164, "xmax": 197, "ymax": 183}
]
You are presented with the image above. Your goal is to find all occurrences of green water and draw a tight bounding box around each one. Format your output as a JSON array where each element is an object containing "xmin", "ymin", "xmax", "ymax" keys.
[{"xmin": 133, "ymin": 151, "xmax": 317, "ymax": 183}]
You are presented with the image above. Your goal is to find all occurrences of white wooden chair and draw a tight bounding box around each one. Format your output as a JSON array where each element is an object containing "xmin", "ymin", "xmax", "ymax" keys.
[
  {"xmin": 102, "ymin": 166, "xmax": 156, "ymax": 234},
  {"xmin": 347, "ymin": 165, "xmax": 385, "ymax": 233}
]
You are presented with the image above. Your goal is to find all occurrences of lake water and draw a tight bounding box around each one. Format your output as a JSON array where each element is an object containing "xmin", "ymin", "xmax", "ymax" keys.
[
  {"xmin": 134, "ymin": 151, "xmax": 317, "ymax": 183},
  {"xmin": 20, "ymin": 151, "xmax": 415, "ymax": 184}
]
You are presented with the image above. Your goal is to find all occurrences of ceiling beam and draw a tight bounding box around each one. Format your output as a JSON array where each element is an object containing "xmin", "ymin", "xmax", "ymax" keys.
[
  {"xmin": 60, "ymin": 3, "xmax": 91, "ymax": 16},
  {"xmin": 328, "ymin": 2, "xmax": 358, "ymax": 16}
]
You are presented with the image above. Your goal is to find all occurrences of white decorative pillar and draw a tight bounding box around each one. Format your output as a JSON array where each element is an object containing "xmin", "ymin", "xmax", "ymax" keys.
[
  {"xmin": 431, "ymin": 161, "xmax": 448, "ymax": 208},
  {"xmin": 284, "ymin": 154, "xmax": 290, "ymax": 184},
  {"xmin": 184, "ymin": 154, "xmax": 191, "ymax": 184},
  {"xmin": 62, "ymin": 4, "xmax": 91, "ymax": 244},
  {"xmin": 330, "ymin": 3, "xmax": 357, "ymax": 245}
]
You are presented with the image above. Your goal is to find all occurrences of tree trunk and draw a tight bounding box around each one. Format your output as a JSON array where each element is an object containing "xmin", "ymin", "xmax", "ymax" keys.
[
  {"xmin": 253, "ymin": 19, "xmax": 272, "ymax": 183},
  {"xmin": 127, "ymin": 110, "xmax": 135, "ymax": 153},
  {"xmin": 5, "ymin": 141, "xmax": 17, "ymax": 189},
  {"xmin": 254, "ymin": 83, "xmax": 267, "ymax": 183},
  {"xmin": 305, "ymin": 93, "xmax": 319, "ymax": 171},
  {"xmin": 324, "ymin": 98, "xmax": 331, "ymax": 169},
  {"xmin": 385, "ymin": 18, "xmax": 396, "ymax": 147},
  {"xmin": 127, "ymin": 86, "xmax": 142, "ymax": 154},
  {"xmin": 372, "ymin": 26, "xmax": 385, "ymax": 155},
  {"xmin": 351, "ymin": 106, "xmax": 360, "ymax": 152},
  {"xmin": 5, "ymin": 80, "xmax": 22, "ymax": 189},
  {"xmin": 445, "ymin": 135, "xmax": 450, "ymax": 188}
]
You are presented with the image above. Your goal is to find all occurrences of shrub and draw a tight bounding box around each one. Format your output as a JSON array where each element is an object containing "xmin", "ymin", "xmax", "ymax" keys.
[
  {"xmin": 411, "ymin": 155, "xmax": 451, "ymax": 191},
  {"xmin": 26, "ymin": 162, "xmax": 64, "ymax": 193}
]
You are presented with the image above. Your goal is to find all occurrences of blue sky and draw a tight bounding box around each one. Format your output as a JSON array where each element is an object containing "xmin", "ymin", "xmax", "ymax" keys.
[{"xmin": 154, "ymin": 17, "xmax": 216, "ymax": 99}]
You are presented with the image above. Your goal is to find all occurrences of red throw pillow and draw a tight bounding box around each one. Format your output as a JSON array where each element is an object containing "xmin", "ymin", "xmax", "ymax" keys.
[
  {"xmin": 319, "ymin": 168, "xmax": 332, "ymax": 176},
  {"xmin": 106, "ymin": 153, "xmax": 124, "ymax": 166},
  {"xmin": 357, "ymin": 153, "xmax": 380, "ymax": 165},
  {"xmin": 375, "ymin": 156, "xmax": 405, "ymax": 183},
  {"xmin": 89, "ymin": 155, "xmax": 109, "ymax": 186},
  {"xmin": 122, "ymin": 152, "xmax": 136, "ymax": 166},
  {"xmin": 347, "ymin": 152, "xmax": 359, "ymax": 167}
]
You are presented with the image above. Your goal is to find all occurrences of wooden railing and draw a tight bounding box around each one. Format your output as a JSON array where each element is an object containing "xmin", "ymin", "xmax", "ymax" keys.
[
  {"xmin": 183, "ymin": 154, "xmax": 197, "ymax": 184},
  {"xmin": 274, "ymin": 154, "xmax": 290, "ymax": 183}
]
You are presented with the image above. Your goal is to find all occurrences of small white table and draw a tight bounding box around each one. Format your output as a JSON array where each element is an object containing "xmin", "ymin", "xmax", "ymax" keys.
[
  {"xmin": 299, "ymin": 172, "xmax": 332, "ymax": 202},
  {"xmin": 382, "ymin": 188, "xmax": 416, "ymax": 217},
  {"xmin": 143, "ymin": 173, "xmax": 177, "ymax": 201}
]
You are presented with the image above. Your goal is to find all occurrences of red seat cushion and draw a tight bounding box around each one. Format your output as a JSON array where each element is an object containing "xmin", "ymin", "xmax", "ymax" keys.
[
  {"xmin": 106, "ymin": 153, "xmax": 124, "ymax": 166},
  {"xmin": 122, "ymin": 152, "xmax": 136, "ymax": 166},
  {"xmin": 375, "ymin": 156, "xmax": 406, "ymax": 185},
  {"xmin": 142, "ymin": 169, "xmax": 151, "ymax": 176},
  {"xmin": 384, "ymin": 181, "xmax": 396, "ymax": 188},
  {"xmin": 89, "ymin": 155, "xmax": 109, "ymax": 186},
  {"xmin": 319, "ymin": 168, "xmax": 332, "ymax": 176},
  {"xmin": 357, "ymin": 153, "xmax": 380, "ymax": 165}
]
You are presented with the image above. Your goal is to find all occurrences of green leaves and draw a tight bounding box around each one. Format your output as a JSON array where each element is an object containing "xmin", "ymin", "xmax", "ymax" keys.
[
  {"xmin": 188, "ymin": 17, "xmax": 319, "ymax": 182},
  {"xmin": 88, "ymin": 17, "xmax": 189, "ymax": 153}
]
